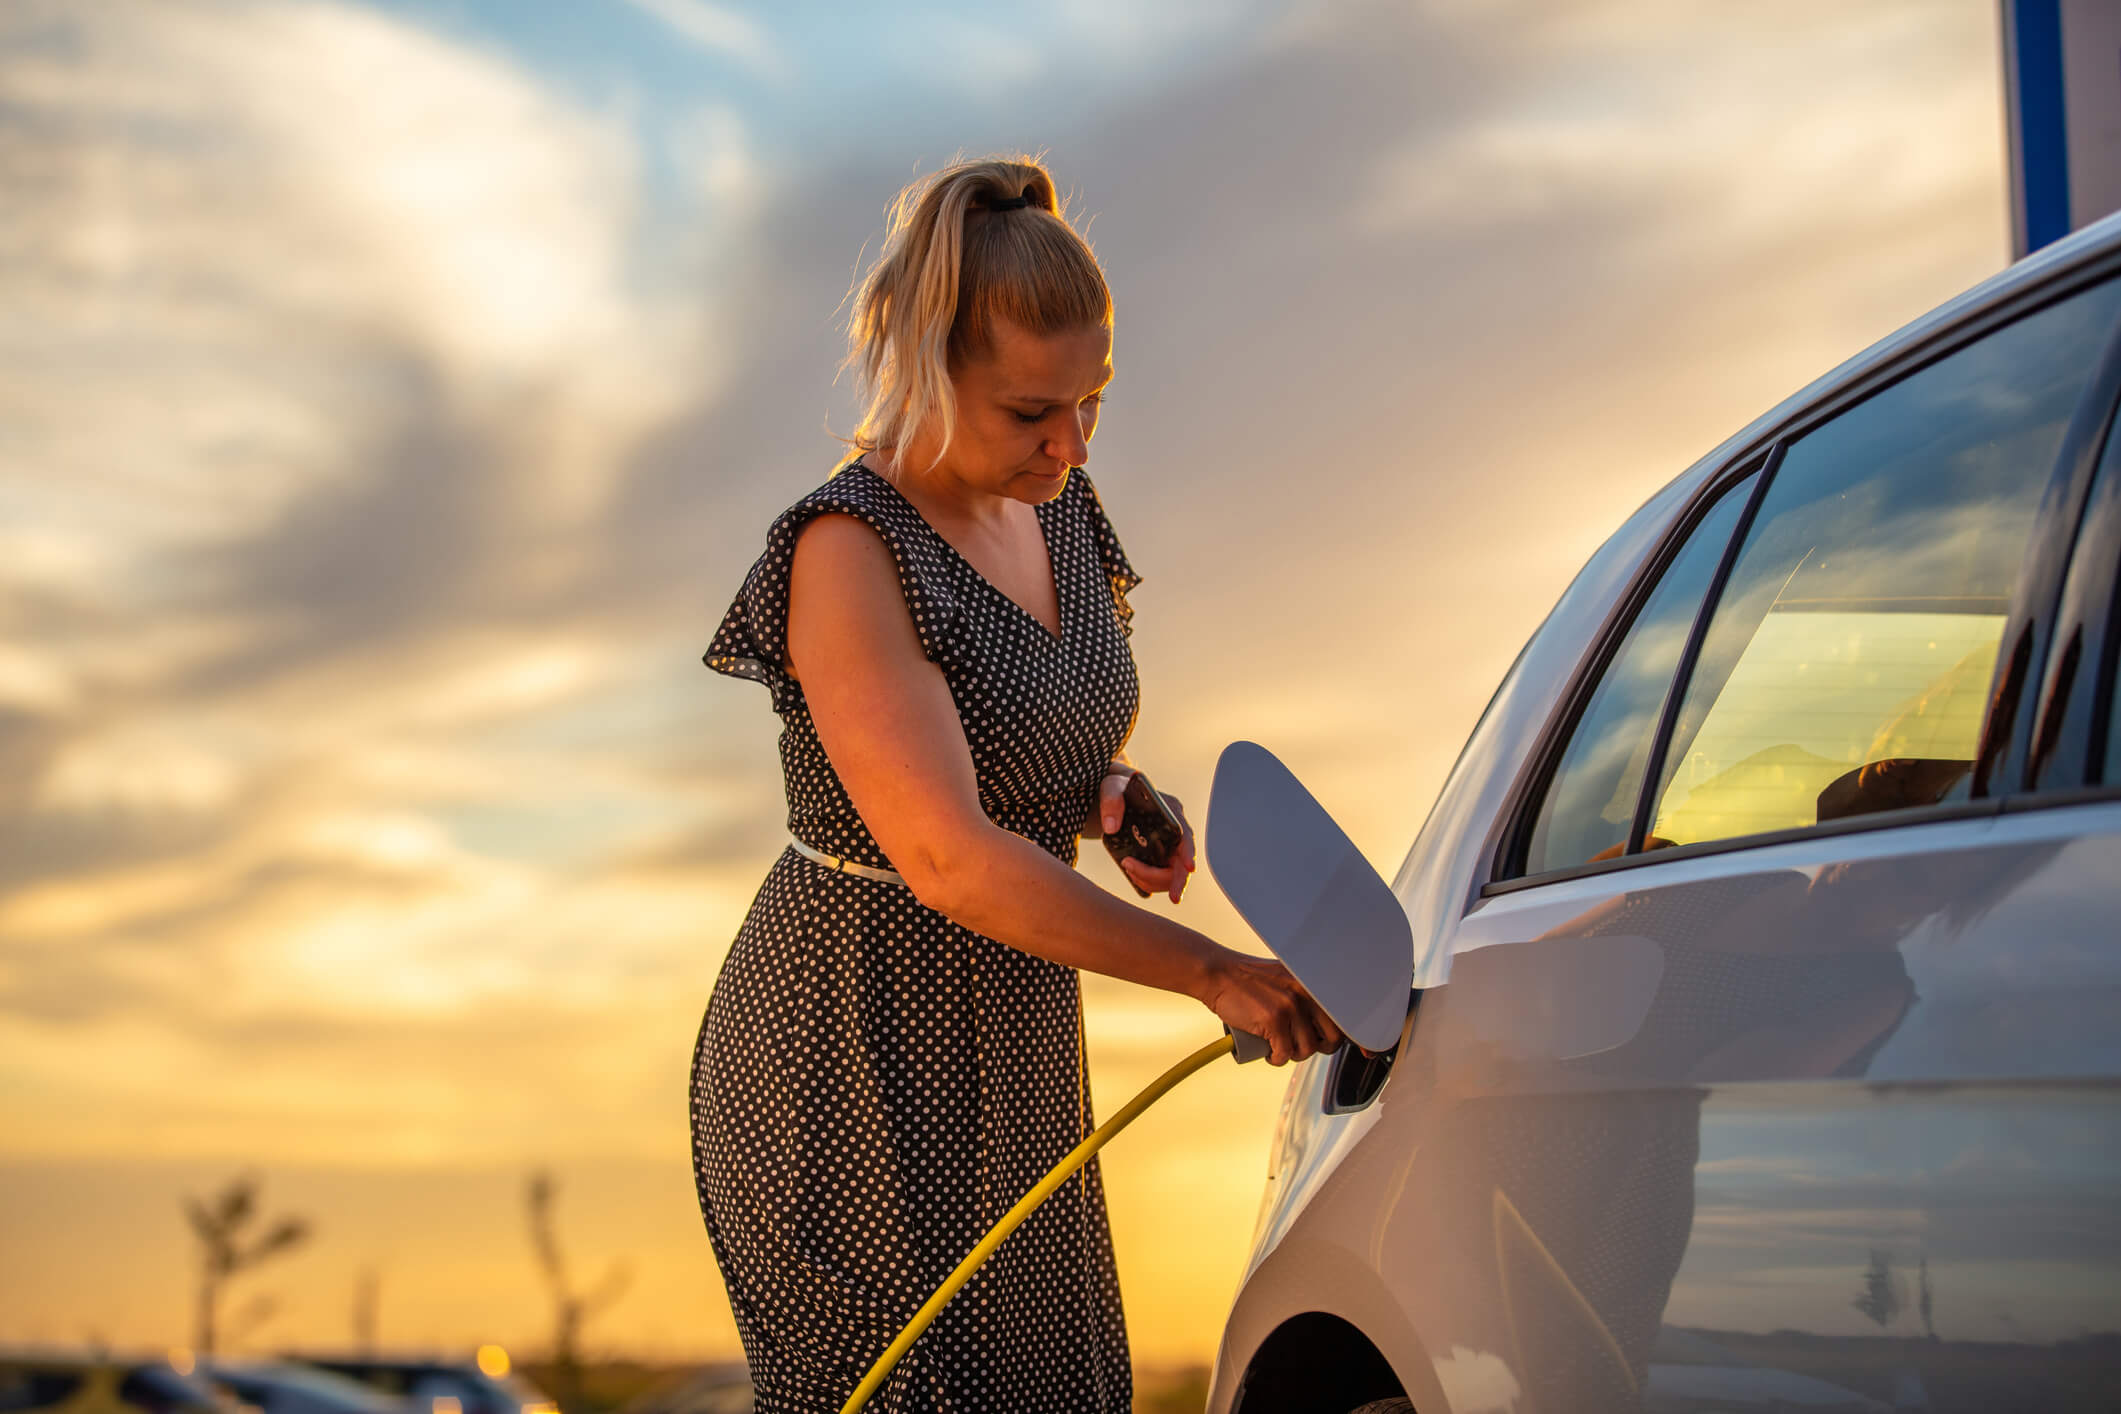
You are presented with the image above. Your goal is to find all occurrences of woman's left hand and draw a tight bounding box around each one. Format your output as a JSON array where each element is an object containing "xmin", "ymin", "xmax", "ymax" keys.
[{"xmin": 1099, "ymin": 773, "xmax": 1197, "ymax": 904}]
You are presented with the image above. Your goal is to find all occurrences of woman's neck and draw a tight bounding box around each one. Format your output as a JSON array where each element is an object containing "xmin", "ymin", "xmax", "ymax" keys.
[{"xmin": 864, "ymin": 448, "xmax": 1020, "ymax": 537}]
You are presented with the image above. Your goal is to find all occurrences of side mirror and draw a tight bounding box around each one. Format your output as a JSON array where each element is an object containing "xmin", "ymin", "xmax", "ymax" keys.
[{"xmin": 1205, "ymin": 741, "xmax": 1415, "ymax": 1053}]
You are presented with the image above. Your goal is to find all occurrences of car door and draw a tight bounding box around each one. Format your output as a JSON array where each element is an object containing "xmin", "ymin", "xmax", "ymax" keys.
[{"xmin": 1384, "ymin": 266, "xmax": 2121, "ymax": 1414}]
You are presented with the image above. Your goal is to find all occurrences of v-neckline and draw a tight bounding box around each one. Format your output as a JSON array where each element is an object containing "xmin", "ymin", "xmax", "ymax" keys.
[{"xmin": 853, "ymin": 461, "xmax": 1068, "ymax": 647}]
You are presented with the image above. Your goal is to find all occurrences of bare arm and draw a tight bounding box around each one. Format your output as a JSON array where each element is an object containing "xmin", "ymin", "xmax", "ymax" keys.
[{"xmin": 786, "ymin": 512, "xmax": 1339, "ymax": 1064}]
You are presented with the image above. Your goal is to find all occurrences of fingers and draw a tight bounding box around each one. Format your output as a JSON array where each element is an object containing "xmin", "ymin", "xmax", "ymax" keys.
[
  {"xmin": 1259, "ymin": 998, "xmax": 1316, "ymax": 1068},
  {"xmin": 1276, "ymin": 981, "xmax": 1344, "ymax": 1066},
  {"xmin": 1206, "ymin": 959, "xmax": 1351, "ymax": 1067},
  {"xmin": 1169, "ymin": 795, "xmax": 1198, "ymax": 883},
  {"xmin": 1263, "ymin": 1026, "xmax": 1289, "ymax": 1066},
  {"xmin": 1120, "ymin": 855, "xmax": 1191, "ymax": 904},
  {"xmin": 1099, "ymin": 773, "xmax": 1130, "ymax": 834},
  {"xmin": 1286, "ymin": 1008, "xmax": 1320, "ymax": 1065},
  {"xmin": 1108, "ymin": 780, "xmax": 1197, "ymax": 902},
  {"xmin": 1310, "ymin": 1001, "xmax": 1346, "ymax": 1054}
]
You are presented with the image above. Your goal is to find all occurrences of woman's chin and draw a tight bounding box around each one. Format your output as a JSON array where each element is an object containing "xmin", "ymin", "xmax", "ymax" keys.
[{"xmin": 1021, "ymin": 465, "xmax": 1070, "ymax": 493}]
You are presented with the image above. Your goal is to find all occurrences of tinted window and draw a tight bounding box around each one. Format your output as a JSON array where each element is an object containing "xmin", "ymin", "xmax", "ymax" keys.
[
  {"xmin": 1646, "ymin": 278, "xmax": 2121, "ymax": 848},
  {"xmin": 1520, "ymin": 474, "xmax": 1756, "ymax": 874}
]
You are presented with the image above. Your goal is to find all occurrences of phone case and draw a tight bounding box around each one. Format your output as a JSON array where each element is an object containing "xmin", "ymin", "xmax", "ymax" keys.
[{"xmin": 1101, "ymin": 771, "xmax": 1184, "ymax": 897}]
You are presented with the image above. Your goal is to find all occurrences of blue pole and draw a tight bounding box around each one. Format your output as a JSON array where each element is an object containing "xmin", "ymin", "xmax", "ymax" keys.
[{"xmin": 2006, "ymin": 0, "xmax": 2072, "ymax": 258}]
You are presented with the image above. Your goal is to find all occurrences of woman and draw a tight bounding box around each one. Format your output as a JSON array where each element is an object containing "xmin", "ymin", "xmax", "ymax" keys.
[{"xmin": 692, "ymin": 156, "xmax": 1343, "ymax": 1413}]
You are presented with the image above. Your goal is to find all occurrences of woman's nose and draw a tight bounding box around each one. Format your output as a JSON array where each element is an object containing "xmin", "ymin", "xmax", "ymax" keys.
[{"xmin": 1049, "ymin": 413, "xmax": 1091, "ymax": 467}]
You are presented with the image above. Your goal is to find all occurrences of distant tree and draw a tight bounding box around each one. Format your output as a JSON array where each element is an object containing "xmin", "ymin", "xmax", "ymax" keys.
[
  {"xmin": 353, "ymin": 1266, "xmax": 381, "ymax": 1354},
  {"xmin": 1853, "ymin": 1248, "xmax": 1903, "ymax": 1329},
  {"xmin": 526, "ymin": 1169, "xmax": 631, "ymax": 1406},
  {"xmin": 182, "ymin": 1172, "xmax": 311, "ymax": 1354}
]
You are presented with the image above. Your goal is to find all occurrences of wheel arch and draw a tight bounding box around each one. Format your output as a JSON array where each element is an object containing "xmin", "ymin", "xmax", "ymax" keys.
[{"xmin": 1230, "ymin": 1312, "xmax": 1407, "ymax": 1414}]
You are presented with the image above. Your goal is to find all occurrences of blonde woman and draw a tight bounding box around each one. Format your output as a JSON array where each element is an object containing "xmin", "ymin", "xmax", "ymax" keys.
[{"xmin": 692, "ymin": 156, "xmax": 1342, "ymax": 1412}]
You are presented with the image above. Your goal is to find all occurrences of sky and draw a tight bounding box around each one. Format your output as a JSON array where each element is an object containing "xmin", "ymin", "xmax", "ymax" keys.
[{"xmin": 0, "ymin": 0, "xmax": 2016, "ymax": 1370}]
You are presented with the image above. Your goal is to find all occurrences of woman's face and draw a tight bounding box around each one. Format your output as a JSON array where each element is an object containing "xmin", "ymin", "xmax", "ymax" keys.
[{"xmin": 913, "ymin": 316, "xmax": 1112, "ymax": 503}]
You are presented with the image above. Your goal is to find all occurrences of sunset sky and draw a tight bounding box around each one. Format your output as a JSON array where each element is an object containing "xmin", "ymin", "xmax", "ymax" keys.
[{"xmin": 3, "ymin": 0, "xmax": 2016, "ymax": 1369}]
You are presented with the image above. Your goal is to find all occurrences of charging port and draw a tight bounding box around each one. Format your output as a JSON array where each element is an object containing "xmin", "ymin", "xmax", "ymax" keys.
[{"xmin": 1322, "ymin": 990, "xmax": 1418, "ymax": 1114}]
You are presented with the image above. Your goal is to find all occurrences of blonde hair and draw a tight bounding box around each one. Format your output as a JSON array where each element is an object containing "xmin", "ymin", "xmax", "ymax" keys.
[{"xmin": 842, "ymin": 155, "xmax": 1111, "ymax": 470}]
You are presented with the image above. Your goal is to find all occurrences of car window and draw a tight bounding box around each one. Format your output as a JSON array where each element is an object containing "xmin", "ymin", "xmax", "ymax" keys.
[
  {"xmin": 1646, "ymin": 277, "xmax": 2121, "ymax": 848},
  {"xmin": 1519, "ymin": 473, "xmax": 1758, "ymax": 874}
]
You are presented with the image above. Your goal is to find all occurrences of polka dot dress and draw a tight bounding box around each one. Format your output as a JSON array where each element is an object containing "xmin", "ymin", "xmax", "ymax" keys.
[{"xmin": 692, "ymin": 459, "xmax": 1142, "ymax": 1413}]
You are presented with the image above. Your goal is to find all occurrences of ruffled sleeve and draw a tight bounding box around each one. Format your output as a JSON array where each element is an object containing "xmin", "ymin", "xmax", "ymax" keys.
[
  {"xmin": 704, "ymin": 470, "xmax": 962, "ymax": 716},
  {"xmin": 1076, "ymin": 470, "xmax": 1143, "ymax": 639}
]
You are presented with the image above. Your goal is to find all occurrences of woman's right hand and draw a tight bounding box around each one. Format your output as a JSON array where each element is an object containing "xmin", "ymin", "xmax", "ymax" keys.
[{"xmin": 1201, "ymin": 953, "xmax": 1346, "ymax": 1066}]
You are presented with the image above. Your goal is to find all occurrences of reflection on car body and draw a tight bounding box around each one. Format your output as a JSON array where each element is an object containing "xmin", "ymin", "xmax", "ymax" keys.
[{"xmin": 1208, "ymin": 212, "xmax": 2121, "ymax": 1413}]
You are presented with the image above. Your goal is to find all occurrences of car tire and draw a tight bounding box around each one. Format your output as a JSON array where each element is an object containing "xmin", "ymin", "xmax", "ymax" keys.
[{"xmin": 1344, "ymin": 1402, "xmax": 1415, "ymax": 1414}]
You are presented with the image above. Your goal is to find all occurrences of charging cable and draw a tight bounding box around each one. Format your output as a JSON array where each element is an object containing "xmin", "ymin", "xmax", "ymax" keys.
[{"xmin": 840, "ymin": 1028, "xmax": 1266, "ymax": 1412}]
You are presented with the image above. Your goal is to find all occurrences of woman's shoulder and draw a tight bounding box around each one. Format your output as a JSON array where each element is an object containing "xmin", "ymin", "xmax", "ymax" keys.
[
  {"xmin": 766, "ymin": 458, "xmax": 936, "ymax": 553},
  {"xmin": 705, "ymin": 458, "xmax": 964, "ymax": 701},
  {"xmin": 782, "ymin": 457, "xmax": 897, "ymax": 518}
]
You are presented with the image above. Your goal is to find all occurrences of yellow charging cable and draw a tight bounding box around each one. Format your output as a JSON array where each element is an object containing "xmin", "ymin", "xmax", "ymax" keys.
[{"xmin": 840, "ymin": 1032, "xmax": 1239, "ymax": 1413}]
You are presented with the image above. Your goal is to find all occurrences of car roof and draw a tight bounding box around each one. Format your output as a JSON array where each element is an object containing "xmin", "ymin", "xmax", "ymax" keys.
[{"xmin": 1388, "ymin": 210, "xmax": 2121, "ymax": 978}]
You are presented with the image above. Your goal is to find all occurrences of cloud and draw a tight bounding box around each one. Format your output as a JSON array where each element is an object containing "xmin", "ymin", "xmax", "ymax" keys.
[
  {"xmin": 1, "ymin": 0, "xmax": 2018, "ymax": 1360},
  {"xmin": 0, "ymin": 0, "xmax": 764, "ymax": 1068},
  {"xmin": 1362, "ymin": 3, "xmax": 1995, "ymax": 281},
  {"xmin": 0, "ymin": 0, "xmax": 725, "ymax": 893},
  {"xmin": 614, "ymin": 0, "xmax": 780, "ymax": 74}
]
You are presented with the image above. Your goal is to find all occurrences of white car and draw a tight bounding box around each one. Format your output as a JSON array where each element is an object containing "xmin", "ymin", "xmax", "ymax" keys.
[{"xmin": 1208, "ymin": 212, "xmax": 2121, "ymax": 1413}]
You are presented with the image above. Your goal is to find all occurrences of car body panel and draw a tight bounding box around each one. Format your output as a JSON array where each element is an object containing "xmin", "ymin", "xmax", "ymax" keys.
[
  {"xmin": 1210, "ymin": 212, "xmax": 2121, "ymax": 1414},
  {"xmin": 1218, "ymin": 808, "xmax": 2121, "ymax": 1413}
]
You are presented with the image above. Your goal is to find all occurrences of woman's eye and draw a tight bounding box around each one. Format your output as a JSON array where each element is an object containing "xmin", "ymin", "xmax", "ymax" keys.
[{"xmin": 1013, "ymin": 393, "xmax": 1103, "ymax": 425}]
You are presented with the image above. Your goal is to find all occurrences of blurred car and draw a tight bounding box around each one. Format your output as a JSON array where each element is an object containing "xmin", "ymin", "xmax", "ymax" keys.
[
  {"xmin": 1208, "ymin": 211, "xmax": 2121, "ymax": 1414},
  {"xmin": 615, "ymin": 1364, "xmax": 751, "ymax": 1414},
  {"xmin": 198, "ymin": 1364, "xmax": 402, "ymax": 1414},
  {"xmin": 282, "ymin": 1362, "xmax": 549, "ymax": 1414},
  {"xmin": 0, "ymin": 1354, "xmax": 244, "ymax": 1414}
]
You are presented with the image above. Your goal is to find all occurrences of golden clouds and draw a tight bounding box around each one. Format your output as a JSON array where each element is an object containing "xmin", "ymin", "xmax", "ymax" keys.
[{"xmin": 1, "ymin": 0, "xmax": 2015, "ymax": 1367}]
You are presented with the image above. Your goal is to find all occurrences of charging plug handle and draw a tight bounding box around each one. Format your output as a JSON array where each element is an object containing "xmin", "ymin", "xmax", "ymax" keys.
[{"xmin": 1226, "ymin": 1026, "xmax": 1272, "ymax": 1063}]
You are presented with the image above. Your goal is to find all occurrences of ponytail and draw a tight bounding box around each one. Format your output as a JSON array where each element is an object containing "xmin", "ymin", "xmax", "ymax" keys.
[{"xmin": 843, "ymin": 155, "xmax": 1110, "ymax": 469}]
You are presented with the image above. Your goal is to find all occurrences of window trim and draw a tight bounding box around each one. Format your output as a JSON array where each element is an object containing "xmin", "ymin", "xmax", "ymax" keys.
[
  {"xmin": 1493, "ymin": 454, "xmax": 1771, "ymax": 881},
  {"xmin": 1981, "ymin": 312, "xmax": 2121, "ymax": 794},
  {"xmin": 1485, "ymin": 797, "xmax": 2007, "ymax": 896},
  {"xmin": 2027, "ymin": 335, "xmax": 2121, "ymax": 790},
  {"xmin": 2002, "ymin": 783, "xmax": 2121, "ymax": 812},
  {"xmin": 1487, "ymin": 255, "xmax": 2121, "ymax": 895},
  {"xmin": 1625, "ymin": 442, "xmax": 1783, "ymax": 855}
]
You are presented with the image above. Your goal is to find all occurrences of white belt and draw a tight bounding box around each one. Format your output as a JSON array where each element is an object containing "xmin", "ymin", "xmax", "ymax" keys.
[{"xmin": 789, "ymin": 837, "xmax": 909, "ymax": 886}]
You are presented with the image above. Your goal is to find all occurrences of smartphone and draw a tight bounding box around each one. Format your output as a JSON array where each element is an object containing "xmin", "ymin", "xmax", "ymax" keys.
[{"xmin": 1101, "ymin": 770, "xmax": 1184, "ymax": 897}]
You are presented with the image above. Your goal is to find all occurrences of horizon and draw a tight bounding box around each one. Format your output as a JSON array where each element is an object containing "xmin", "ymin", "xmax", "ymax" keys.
[{"xmin": 2, "ymin": 0, "xmax": 2018, "ymax": 1366}]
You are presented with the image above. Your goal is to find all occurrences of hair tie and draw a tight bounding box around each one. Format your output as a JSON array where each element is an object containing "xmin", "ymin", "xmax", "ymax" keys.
[{"xmin": 986, "ymin": 193, "xmax": 1031, "ymax": 212}]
